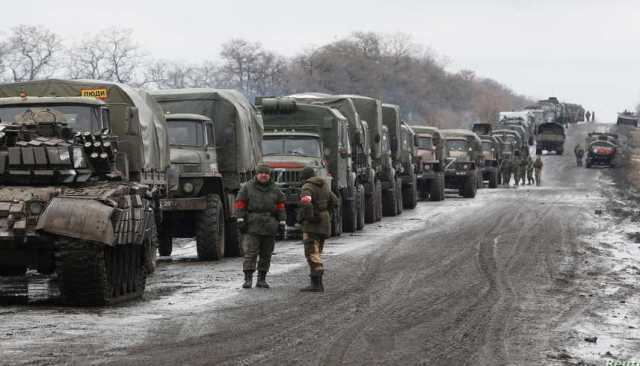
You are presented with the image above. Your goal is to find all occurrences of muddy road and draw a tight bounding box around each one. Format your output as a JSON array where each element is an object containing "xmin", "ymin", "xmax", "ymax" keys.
[{"xmin": 1, "ymin": 123, "xmax": 637, "ymax": 365}]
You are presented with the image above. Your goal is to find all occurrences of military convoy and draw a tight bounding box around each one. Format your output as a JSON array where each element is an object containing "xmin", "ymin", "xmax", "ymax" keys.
[{"xmin": 0, "ymin": 79, "xmax": 169, "ymax": 305}]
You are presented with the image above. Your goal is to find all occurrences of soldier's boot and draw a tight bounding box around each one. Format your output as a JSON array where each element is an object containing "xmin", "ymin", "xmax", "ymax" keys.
[
  {"xmin": 300, "ymin": 272, "xmax": 323, "ymax": 292},
  {"xmin": 242, "ymin": 270, "xmax": 254, "ymax": 289},
  {"xmin": 256, "ymin": 271, "xmax": 270, "ymax": 288}
]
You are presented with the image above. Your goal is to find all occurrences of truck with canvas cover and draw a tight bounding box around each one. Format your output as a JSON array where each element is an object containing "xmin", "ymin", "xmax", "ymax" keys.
[
  {"xmin": 410, "ymin": 125, "xmax": 445, "ymax": 201},
  {"xmin": 150, "ymin": 88, "xmax": 262, "ymax": 258},
  {"xmin": 498, "ymin": 111, "xmax": 535, "ymax": 145},
  {"xmin": 617, "ymin": 110, "xmax": 638, "ymax": 127},
  {"xmin": 585, "ymin": 132, "xmax": 618, "ymax": 168},
  {"xmin": 149, "ymin": 113, "xmax": 226, "ymax": 259},
  {"xmin": 480, "ymin": 136, "xmax": 501, "ymax": 188},
  {"xmin": 382, "ymin": 104, "xmax": 417, "ymax": 214},
  {"xmin": 440, "ymin": 129, "xmax": 483, "ymax": 198},
  {"xmin": 535, "ymin": 122, "xmax": 566, "ymax": 155},
  {"xmin": 256, "ymin": 97, "xmax": 355, "ymax": 236},
  {"xmin": 0, "ymin": 79, "xmax": 170, "ymax": 305},
  {"xmin": 287, "ymin": 93, "xmax": 374, "ymax": 229}
]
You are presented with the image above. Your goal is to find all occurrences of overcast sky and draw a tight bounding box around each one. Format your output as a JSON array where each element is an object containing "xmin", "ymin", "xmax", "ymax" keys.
[{"xmin": 8, "ymin": 0, "xmax": 640, "ymax": 121}]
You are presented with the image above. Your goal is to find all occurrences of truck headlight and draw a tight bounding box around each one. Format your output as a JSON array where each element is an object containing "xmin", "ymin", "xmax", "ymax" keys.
[
  {"xmin": 72, "ymin": 147, "xmax": 86, "ymax": 168},
  {"xmin": 29, "ymin": 201, "xmax": 44, "ymax": 215},
  {"xmin": 182, "ymin": 182, "xmax": 194, "ymax": 194}
]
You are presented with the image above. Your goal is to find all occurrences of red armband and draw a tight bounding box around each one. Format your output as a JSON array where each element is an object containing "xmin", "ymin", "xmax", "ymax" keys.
[
  {"xmin": 235, "ymin": 200, "xmax": 247, "ymax": 209},
  {"xmin": 276, "ymin": 202, "xmax": 285, "ymax": 210}
]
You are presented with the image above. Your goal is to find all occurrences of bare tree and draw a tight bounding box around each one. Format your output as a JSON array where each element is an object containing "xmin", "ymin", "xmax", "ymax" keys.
[
  {"xmin": 5, "ymin": 25, "xmax": 62, "ymax": 82},
  {"xmin": 66, "ymin": 33, "xmax": 111, "ymax": 80},
  {"xmin": 102, "ymin": 27, "xmax": 144, "ymax": 84}
]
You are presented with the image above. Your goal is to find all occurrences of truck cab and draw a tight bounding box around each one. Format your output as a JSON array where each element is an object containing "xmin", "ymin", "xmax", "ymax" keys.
[
  {"xmin": 410, "ymin": 125, "xmax": 445, "ymax": 201},
  {"xmin": 440, "ymin": 129, "xmax": 483, "ymax": 198}
]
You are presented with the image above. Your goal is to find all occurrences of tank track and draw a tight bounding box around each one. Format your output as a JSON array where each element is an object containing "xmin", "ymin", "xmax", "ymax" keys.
[{"xmin": 55, "ymin": 239, "xmax": 146, "ymax": 306}]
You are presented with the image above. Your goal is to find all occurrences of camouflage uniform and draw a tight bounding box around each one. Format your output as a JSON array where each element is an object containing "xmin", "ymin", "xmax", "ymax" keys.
[
  {"xmin": 298, "ymin": 167, "xmax": 339, "ymax": 292},
  {"xmin": 519, "ymin": 156, "xmax": 529, "ymax": 185},
  {"xmin": 533, "ymin": 157, "xmax": 543, "ymax": 186},
  {"xmin": 526, "ymin": 156, "xmax": 535, "ymax": 184},
  {"xmin": 500, "ymin": 158, "xmax": 511, "ymax": 186},
  {"xmin": 236, "ymin": 164, "xmax": 286, "ymax": 289},
  {"xmin": 511, "ymin": 155, "xmax": 521, "ymax": 185}
]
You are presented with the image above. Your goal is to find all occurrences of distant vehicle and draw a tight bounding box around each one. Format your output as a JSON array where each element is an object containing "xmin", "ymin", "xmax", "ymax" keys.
[
  {"xmin": 498, "ymin": 111, "xmax": 535, "ymax": 145},
  {"xmin": 617, "ymin": 110, "xmax": 638, "ymax": 127},
  {"xmin": 439, "ymin": 129, "xmax": 484, "ymax": 198},
  {"xmin": 535, "ymin": 122, "xmax": 566, "ymax": 155},
  {"xmin": 585, "ymin": 132, "xmax": 618, "ymax": 168},
  {"xmin": 410, "ymin": 125, "xmax": 445, "ymax": 201},
  {"xmin": 480, "ymin": 136, "xmax": 501, "ymax": 188}
]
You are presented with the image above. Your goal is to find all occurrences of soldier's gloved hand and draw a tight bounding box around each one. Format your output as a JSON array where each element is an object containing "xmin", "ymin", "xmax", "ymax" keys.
[
  {"xmin": 278, "ymin": 221, "xmax": 286, "ymax": 233},
  {"xmin": 237, "ymin": 218, "xmax": 247, "ymax": 233}
]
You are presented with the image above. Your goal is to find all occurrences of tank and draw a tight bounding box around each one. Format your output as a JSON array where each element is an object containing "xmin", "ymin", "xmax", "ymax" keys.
[{"xmin": 0, "ymin": 79, "xmax": 170, "ymax": 305}]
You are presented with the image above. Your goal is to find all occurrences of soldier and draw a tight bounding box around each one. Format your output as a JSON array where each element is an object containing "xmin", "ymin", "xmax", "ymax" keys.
[
  {"xmin": 574, "ymin": 143, "xmax": 585, "ymax": 167},
  {"xmin": 501, "ymin": 157, "xmax": 512, "ymax": 186},
  {"xmin": 298, "ymin": 166, "xmax": 339, "ymax": 292},
  {"xmin": 591, "ymin": 111, "xmax": 596, "ymax": 122},
  {"xmin": 512, "ymin": 151, "xmax": 522, "ymax": 185},
  {"xmin": 236, "ymin": 163, "xmax": 286, "ymax": 289},
  {"xmin": 519, "ymin": 153, "xmax": 529, "ymax": 185},
  {"xmin": 526, "ymin": 155, "xmax": 535, "ymax": 185},
  {"xmin": 585, "ymin": 110, "xmax": 591, "ymax": 122},
  {"xmin": 533, "ymin": 156, "xmax": 544, "ymax": 186}
]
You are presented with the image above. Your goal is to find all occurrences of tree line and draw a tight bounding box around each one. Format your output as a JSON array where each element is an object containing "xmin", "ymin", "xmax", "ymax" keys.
[{"xmin": 0, "ymin": 25, "xmax": 531, "ymax": 128}]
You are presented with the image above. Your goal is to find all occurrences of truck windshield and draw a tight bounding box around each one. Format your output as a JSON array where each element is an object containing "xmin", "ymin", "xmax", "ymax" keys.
[
  {"xmin": 0, "ymin": 104, "xmax": 103, "ymax": 132},
  {"xmin": 168, "ymin": 120, "xmax": 204, "ymax": 146},
  {"xmin": 482, "ymin": 141, "xmax": 494, "ymax": 152},
  {"xmin": 446, "ymin": 139, "xmax": 467, "ymax": 152},
  {"xmin": 416, "ymin": 136, "xmax": 433, "ymax": 149},
  {"xmin": 263, "ymin": 136, "xmax": 321, "ymax": 157}
]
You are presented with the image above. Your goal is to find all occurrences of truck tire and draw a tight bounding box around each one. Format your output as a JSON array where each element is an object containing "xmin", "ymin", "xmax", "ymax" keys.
[
  {"xmin": 429, "ymin": 173, "xmax": 445, "ymax": 201},
  {"xmin": 557, "ymin": 148, "xmax": 564, "ymax": 155},
  {"xmin": 489, "ymin": 171, "xmax": 498, "ymax": 188},
  {"xmin": 382, "ymin": 179, "xmax": 399, "ymax": 217},
  {"xmin": 224, "ymin": 219, "xmax": 244, "ymax": 257},
  {"xmin": 395, "ymin": 177, "xmax": 403, "ymax": 215},
  {"xmin": 356, "ymin": 184, "xmax": 365, "ymax": 230},
  {"xmin": 536, "ymin": 147, "xmax": 542, "ymax": 155},
  {"xmin": 331, "ymin": 193, "xmax": 343, "ymax": 237},
  {"xmin": 365, "ymin": 182, "xmax": 376, "ymax": 224},
  {"xmin": 402, "ymin": 172, "xmax": 418, "ymax": 209},
  {"xmin": 158, "ymin": 231, "xmax": 172, "ymax": 257},
  {"xmin": 375, "ymin": 180, "xmax": 383, "ymax": 222},
  {"xmin": 461, "ymin": 174, "xmax": 477, "ymax": 198},
  {"xmin": 342, "ymin": 188, "xmax": 358, "ymax": 233},
  {"xmin": 196, "ymin": 194, "xmax": 225, "ymax": 261}
]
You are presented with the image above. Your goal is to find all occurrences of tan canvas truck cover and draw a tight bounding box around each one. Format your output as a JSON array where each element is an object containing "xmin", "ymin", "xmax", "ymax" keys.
[
  {"xmin": 0, "ymin": 79, "xmax": 169, "ymax": 173},
  {"xmin": 150, "ymin": 88, "xmax": 262, "ymax": 190}
]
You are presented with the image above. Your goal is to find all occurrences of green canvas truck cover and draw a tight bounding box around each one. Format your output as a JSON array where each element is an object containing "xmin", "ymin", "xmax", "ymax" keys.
[
  {"xmin": 382, "ymin": 103, "xmax": 402, "ymax": 161},
  {"xmin": 0, "ymin": 79, "xmax": 169, "ymax": 172},
  {"xmin": 150, "ymin": 88, "xmax": 263, "ymax": 186},
  {"xmin": 339, "ymin": 94, "xmax": 383, "ymax": 160}
]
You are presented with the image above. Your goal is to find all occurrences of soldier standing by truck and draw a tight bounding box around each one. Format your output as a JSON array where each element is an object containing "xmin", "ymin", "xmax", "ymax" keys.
[
  {"xmin": 298, "ymin": 167, "xmax": 339, "ymax": 292},
  {"xmin": 526, "ymin": 155, "xmax": 535, "ymax": 185},
  {"xmin": 574, "ymin": 143, "xmax": 585, "ymax": 167},
  {"xmin": 236, "ymin": 164, "xmax": 286, "ymax": 289},
  {"xmin": 519, "ymin": 155, "xmax": 529, "ymax": 186},
  {"xmin": 501, "ymin": 158, "xmax": 512, "ymax": 186},
  {"xmin": 533, "ymin": 156, "xmax": 544, "ymax": 186}
]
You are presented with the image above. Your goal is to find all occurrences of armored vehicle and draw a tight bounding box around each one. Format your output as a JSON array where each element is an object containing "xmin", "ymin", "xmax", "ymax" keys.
[
  {"xmin": 0, "ymin": 79, "xmax": 170, "ymax": 305},
  {"xmin": 152, "ymin": 113, "xmax": 226, "ymax": 259},
  {"xmin": 288, "ymin": 94, "xmax": 376, "ymax": 227},
  {"xmin": 381, "ymin": 104, "xmax": 417, "ymax": 213},
  {"xmin": 585, "ymin": 132, "xmax": 618, "ymax": 168},
  {"xmin": 411, "ymin": 125, "xmax": 445, "ymax": 201},
  {"xmin": 440, "ymin": 129, "xmax": 483, "ymax": 198},
  {"xmin": 150, "ymin": 89, "xmax": 262, "ymax": 258},
  {"xmin": 617, "ymin": 110, "xmax": 638, "ymax": 127},
  {"xmin": 257, "ymin": 97, "xmax": 354, "ymax": 235},
  {"xmin": 535, "ymin": 122, "xmax": 566, "ymax": 155}
]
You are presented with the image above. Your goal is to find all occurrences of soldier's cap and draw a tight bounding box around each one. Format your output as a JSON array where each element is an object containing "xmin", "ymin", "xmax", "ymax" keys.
[
  {"xmin": 300, "ymin": 166, "xmax": 315, "ymax": 181},
  {"xmin": 256, "ymin": 163, "xmax": 272, "ymax": 174}
]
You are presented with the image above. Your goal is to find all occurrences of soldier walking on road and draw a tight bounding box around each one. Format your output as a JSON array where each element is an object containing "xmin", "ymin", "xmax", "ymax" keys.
[
  {"xmin": 574, "ymin": 144, "xmax": 585, "ymax": 167},
  {"xmin": 585, "ymin": 110, "xmax": 591, "ymax": 122},
  {"xmin": 512, "ymin": 151, "xmax": 522, "ymax": 185},
  {"xmin": 519, "ymin": 154, "xmax": 528, "ymax": 186},
  {"xmin": 526, "ymin": 155, "xmax": 535, "ymax": 185},
  {"xmin": 533, "ymin": 156, "xmax": 544, "ymax": 186},
  {"xmin": 501, "ymin": 158, "xmax": 512, "ymax": 186},
  {"xmin": 298, "ymin": 167, "xmax": 339, "ymax": 292},
  {"xmin": 236, "ymin": 164, "xmax": 286, "ymax": 289}
]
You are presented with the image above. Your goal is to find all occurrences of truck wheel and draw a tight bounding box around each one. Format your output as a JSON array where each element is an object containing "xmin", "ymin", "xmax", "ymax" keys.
[
  {"xmin": 225, "ymin": 219, "xmax": 244, "ymax": 257},
  {"xmin": 331, "ymin": 193, "xmax": 343, "ymax": 237},
  {"xmin": 395, "ymin": 177, "xmax": 403, "ymax": 215},
  {"xmin": 342, "ymin": 187, "xmax": 358, "ymax": 233},
  {"xmin": 429, "ymin": 173, "xmax": 445, "ymax": 201},
  {"xmin": 382, "ymin": 179, "xmax": 398, "ymax": 217},
  {"xmin": 196, "ymin": 194, "xmax": 225, "ymax": 261},
  {"xmin": 364, "ymin": 182, "xmax": 376, "ymax": 224},
  {"xmin": 462, "ymin": 175, "xmax": 477, "ymax": 198},
  {"xmin": 402, "ymin": 172, "xmax": 418, "ymax": 209},
  {"xmin": 158, "ymin": 231, "xmax": 172, "ymax": 257},
  {"xmin": 489, "ymin": 171, "xmax": 498, "ymax": 188},
  {"xmin": 375, "ymin": 180, "xmax": 383, "ymax": 222},
  {"xmin": 557, "ymin": 148, "xmax": 563, "ymax": 155},
  {"xmin": 536, "ymin": 147, "xmax": 542, "ymax": 155},
  {"xmin": 356, "ymin": 184, "xmax": 365, "ymax": 230}
]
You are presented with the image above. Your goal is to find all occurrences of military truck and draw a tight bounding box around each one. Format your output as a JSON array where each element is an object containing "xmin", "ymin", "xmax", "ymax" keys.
[
  {"xmin": 288, "ymin": 94, "xmax": 376, "ymax": 227},
  {"xmin": 480, "ymin": 136, "xmax": 501, "ymax": 188},
  {"xmin": 410, "ymin": 125, "xmax": 445, "ymax": 201},
  {"xmin": 440, "ymin": 129, "xmax": 483, "ymax": 198},
  {"xmin": 0, "ymin": 79, "xmax": 170, "ymax": 305},
  {"xmin": 381, "ymin": 104, "xmax": 417, "ymax": 213},
  {"xmin": 617, "ymin": 110, "xmax": 638, "ymax": 127},
  {"xmin": 256, "ymin": 97, "xmax": 355, "ymax": 236},
  {"xmin": 498, "ymin": 111, "xmax": 535, "ymax": 145},
  {"xmin": 585, "ymin": 132, "xmax": 618, "ymax": 168},
  {"xmin": 150, "ymin": 89, "xmax": 262, "ymax": 258},
  {"xmin": 535, "ymin": 122, "xmax": 566, "ymax": 155},
  {"xmin": 150, "ymin": 113, "xmax": 226, "ymax": 259}
]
